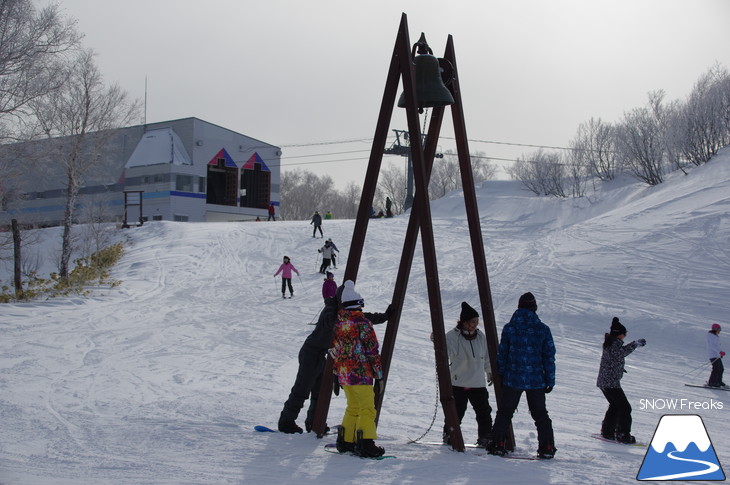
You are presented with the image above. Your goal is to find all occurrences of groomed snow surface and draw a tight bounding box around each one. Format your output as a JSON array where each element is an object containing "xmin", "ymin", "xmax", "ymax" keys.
[{"xmin": 2, "ymin": 148, "xmax": 730, "ymax": 484}]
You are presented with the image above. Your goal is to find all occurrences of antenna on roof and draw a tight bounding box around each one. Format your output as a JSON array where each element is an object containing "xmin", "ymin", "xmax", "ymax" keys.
[{"xmin": 143, "ymin": 76, "xmax": 148, "ymax": 128}]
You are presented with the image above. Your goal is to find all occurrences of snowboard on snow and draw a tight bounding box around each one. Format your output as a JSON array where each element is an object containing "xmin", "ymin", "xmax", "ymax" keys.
[
  {"xmin": 324, "ymin": 443, "xmax": 396, "ymax": 460},
  {"xmin": 254, "ymin": 425, "xmax": 340, "ymax": 434},
  {"xmin": 408, "ymin": 440, "xmax": 573, "ymax": 461},
  {"xmin": 590, "ymin": 433, "xmax": 646, "ymax": 447}
]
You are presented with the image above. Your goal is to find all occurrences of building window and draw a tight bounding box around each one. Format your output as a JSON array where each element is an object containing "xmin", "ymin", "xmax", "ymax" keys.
[
  {"xmin": 176, "ymin": 175, "xmax": 193, "ymax": 192},
  {"xmin": 198, "ymin": 177, "xmax": 206, "ymax": 193},
  {"xmin": 173, "ymin": 214, "xmax": 188, "ymax": 222},
  {"xmin": 152, "ymin": 215, "xmax": 163, "ymax": 221}
]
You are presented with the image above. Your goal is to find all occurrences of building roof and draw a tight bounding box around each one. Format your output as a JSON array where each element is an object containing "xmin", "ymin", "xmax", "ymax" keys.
[{"xmin": 125, "ymin": 128, "xmax": 192, "ymax": 167}]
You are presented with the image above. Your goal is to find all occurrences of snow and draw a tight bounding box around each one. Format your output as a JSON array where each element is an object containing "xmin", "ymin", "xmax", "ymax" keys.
[{"xmin": 2, "ymin": 149, "xmax": 730, "ymax": 484}]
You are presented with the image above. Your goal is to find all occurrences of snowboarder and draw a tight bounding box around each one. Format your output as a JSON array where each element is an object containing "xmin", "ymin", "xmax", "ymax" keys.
[
  {"xmin": 706, "ymin": 323, "xmax": 725, "ymax": 388},
  {"xmin": 322, "ymin": 272, "xmax": 337, "ymax": 300},
  {"xmin": 488, "ymin": 292, "xmax": 556, "ymax": 459},
  {"xmin": 277, "ymin": 284, "xmax": 392, "ymax": 434},
  {"xmin": 311, "ymin": 211, "xmax": 323, "ymax": 238},
  {"xmin": 318, "ymin": 240, "xmax": 334, "ymax": 274},
  {"xmin": 326, "ymin": 238, "xmax": 340, "ymax": 269},
  {"xmin": 273, "ymin": 256, "xmax": 299, "ymax": 298},
  {"xmin": 442, "ymin": 302, "xmax": 494, "ymax": 448},
  {"xmin": 331, "ymin": 280, "xmax": 386, "ymax": 457},
  {"xmin": 596, "ymin": 317, "xmax": 646, "ymax": 443}
]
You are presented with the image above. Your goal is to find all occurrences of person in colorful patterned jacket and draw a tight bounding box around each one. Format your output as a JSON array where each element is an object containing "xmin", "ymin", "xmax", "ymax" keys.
[
  {"xmin": 488, "ymin": 292, "xmax": 556, "ymax": 459},
  {"xmin": 597, "ymin": 317, "xmax": 646, "ymax": 443},
  {"xmin": 277, "ymin": 284, "xmax": 391, "ymax": 435},
  {"xmin": 331, "ymin": 280, "xmax": 386, "ymax": 457}
]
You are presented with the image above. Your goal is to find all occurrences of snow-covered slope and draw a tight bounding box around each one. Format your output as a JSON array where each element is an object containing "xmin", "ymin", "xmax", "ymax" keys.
[{"xmin": 1, "ymin": 149, "xmax": 729, "ymax": 484}]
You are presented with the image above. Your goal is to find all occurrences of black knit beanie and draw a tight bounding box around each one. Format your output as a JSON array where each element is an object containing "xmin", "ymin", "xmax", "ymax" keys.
[
  {"xmin": 459, "ymin": 302, "xmax": 479, "ymax": 323},
  {"xmin": 518, "ymin": 292, "xmax": 537, "ymax": 312},
  {"xmin": 610, "ymin": 317, "xmax": 627, "ymax": 336}
]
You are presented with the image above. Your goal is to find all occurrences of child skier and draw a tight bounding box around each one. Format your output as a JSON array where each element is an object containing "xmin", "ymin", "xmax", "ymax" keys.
[
  {"xmin": 322, "ymin": 272, "xmax": 337, "ymax": 300},
  {"xmin": 331, "ymin": 280, "xmax": 386, "ymax": 457},
  {"xmin": 318, "ymin": 240, "xmax": 334, "ymax": 274},
  {"xmin": 274, "ymin": 256, "xmax": 299, "ymax": 298},
  {"xmin": 596, "ymin": 317, "xmax": 646, "ymax": 443},
  {"xmin": 706, "ymin": 323, "xmax": 725, "ymax": 388}
]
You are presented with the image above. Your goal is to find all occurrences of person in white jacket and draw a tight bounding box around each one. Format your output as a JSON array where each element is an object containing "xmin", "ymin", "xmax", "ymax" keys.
[
  {"xmin": 442, "ymin": 302, "xmax": 494, "ymax": 447},
  {"xmin": 706, "ymin": 323, "xmax": 725, "ymax": 388}
]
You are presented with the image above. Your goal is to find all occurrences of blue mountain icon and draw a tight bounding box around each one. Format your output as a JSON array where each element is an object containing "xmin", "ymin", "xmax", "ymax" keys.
[{"xmin": 637, "ymin": 415, "xmax": 725, "ymax": 481}]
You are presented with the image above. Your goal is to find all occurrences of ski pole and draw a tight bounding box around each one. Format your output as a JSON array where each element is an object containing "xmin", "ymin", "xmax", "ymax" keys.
[
  {"xmin": 315, "ymin": 252, "xmax": 321, "ymax": 272},
  {"xmin": 274, "ymin": 276, "xmax": 278, "ymax": 293},
  {"xmin": 309, "ymin": 304, "xmax": 325, "ymax": 325},
  {"xmin": 297, "ymin": 273, "xmax": 308, "ymax": 294},
  {"xmin": 681, "ymin": 359, "xmax": 711, "ymax": 377}
]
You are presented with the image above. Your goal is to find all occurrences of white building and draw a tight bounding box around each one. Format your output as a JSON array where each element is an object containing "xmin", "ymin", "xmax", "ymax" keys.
[{"xmin": 0, "ymin": 117, "xmax": 281, "ymax": 226}]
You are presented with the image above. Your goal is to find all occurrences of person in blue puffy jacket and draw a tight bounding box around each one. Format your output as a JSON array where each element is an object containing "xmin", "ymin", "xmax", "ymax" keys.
[{"xmin": 488, "ymin": 292, "xmax": 556, "ymax": 459}]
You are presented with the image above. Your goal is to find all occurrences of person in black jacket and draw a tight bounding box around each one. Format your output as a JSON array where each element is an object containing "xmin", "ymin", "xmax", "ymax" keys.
[
  {"xmin": 310, "ymin": 211, "xmax": 323, "ymax": 238},
  {"xmin": 596, "ymin": 317, "xmax": 646, "ymax": 443},
  {"xmin": 277, "ymin": 286, "xmax": 393, "ymax": 434}
]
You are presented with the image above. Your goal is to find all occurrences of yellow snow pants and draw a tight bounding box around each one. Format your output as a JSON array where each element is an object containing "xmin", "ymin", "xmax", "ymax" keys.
[{"xmin": 341, "ymin": 384, "xmax": 378, "ymax": 442}]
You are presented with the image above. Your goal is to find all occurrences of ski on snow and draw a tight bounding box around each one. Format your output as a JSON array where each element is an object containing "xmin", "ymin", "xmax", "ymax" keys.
[
  {"xmin": 324, "ymin": 443, "xmax": 396, "ymax": 460},
  {"xmin": 685, "ymin": 383, "xmax": 730, "ymax": 391}
]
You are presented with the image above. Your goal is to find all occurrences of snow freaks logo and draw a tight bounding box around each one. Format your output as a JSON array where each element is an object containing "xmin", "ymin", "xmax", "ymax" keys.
[{"xmin": 636, "ymin": 414, "xmax": 726, "ymax": 481}]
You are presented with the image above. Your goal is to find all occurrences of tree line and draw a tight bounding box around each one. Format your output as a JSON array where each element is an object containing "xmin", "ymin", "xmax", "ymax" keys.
[
  {"xmin": 509, "ymin": 65, "xmax": 730, "ymax": 196},
  {"xmin": 0, "ymin": 0, "xmax": 139, "ymax": 289},
  {"xmin": 280, "ymin": 150, "xmax": 497, "ymax": 220}
]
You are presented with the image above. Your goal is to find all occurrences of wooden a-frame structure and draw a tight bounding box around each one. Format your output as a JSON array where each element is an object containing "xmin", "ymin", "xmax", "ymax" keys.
[{"xmin": 311, "ymin": 13, "xmax": 513, "ymax": 453}]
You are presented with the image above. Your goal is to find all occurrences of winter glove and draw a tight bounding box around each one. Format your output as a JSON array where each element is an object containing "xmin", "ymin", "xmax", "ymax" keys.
[
  {"xmin": 333, "ymin": 379, "xmax": 340, "ymax": 396},
  {"xmin": 637, "ymin": 338, "xmax": 646, "ymax": 347},
  {"xmin": 374, "ymin": 379, "xmax": 385, "ymax": 396},
  {"xmin": 721, "ymin": 351, "xmax": 726, "ymax": 358},
  {"xmin": 385, "ymin": 304, "xmax": 395, "ymax": 319},
  {"xmin": 544, "ymin": 386, "xmax": 553, "ymax": 394}
]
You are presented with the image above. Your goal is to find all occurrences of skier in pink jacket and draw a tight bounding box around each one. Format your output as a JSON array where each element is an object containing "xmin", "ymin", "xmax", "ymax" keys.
[{"xmin": 274, "ymin": 256, "xmax": 300, "ymax": 298}]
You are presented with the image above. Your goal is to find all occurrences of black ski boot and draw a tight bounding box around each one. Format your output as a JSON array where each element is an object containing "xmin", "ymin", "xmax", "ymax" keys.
[
  {"xmin": 486, "ymin": 436, "xmax": 507, "ymax": 456},
  {"xmin": 355, "ymin": 430, "xmax": 384, "ymax": 457},
  {"xmin": 537, "ymin": 442, "xmax": 556, "ymax": 459},
  {"xmin": 476, "ymin": 432, "xmax": 494, "ymax": 449},
  {"xmin": 277, "ymin": 419, "xmax": 303, "ymax": 434},
  {"xmin": 336, "ymin": 427, "xmax": 356, "ymax": 453}
]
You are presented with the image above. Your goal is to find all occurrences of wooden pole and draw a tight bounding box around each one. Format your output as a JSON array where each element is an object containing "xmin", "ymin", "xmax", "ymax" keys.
[
  {"xmin": 11, "ymin": 219, "xmax": 23, "ymax": 299},
  {"xmin": 442, "ymin": 35, "xmax": 515, "ymax": 451}
]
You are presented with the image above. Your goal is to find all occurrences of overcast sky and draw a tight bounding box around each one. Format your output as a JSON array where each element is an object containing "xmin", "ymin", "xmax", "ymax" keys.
[{"xmin": 59, "ymin": 0, "xmax": 730, "ymax": 189}]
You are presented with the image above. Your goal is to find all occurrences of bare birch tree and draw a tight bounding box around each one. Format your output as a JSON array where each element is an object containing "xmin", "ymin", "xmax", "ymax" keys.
[
  {"xmin": 570, "ymin": 118, "xmax": 620, "ymax": 181},
  {"xmin": 615, "ymin": 91, "xmax": 669, "ymax": 186},
  {"xmin": 29, "ymin": 49, "xmax": 139, "ymax": 279},
  {"xmin": 0, "ymin": 0, "xmax": 80, "ymax": 215}
]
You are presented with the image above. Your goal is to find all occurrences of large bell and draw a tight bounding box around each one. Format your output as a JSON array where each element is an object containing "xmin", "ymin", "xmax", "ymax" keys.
[{"xmin": 398, "ymin": 33, "xmax": 454, "ymax": 110}]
